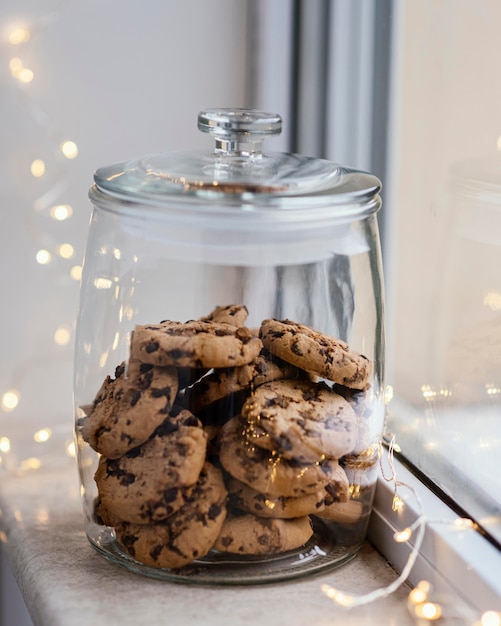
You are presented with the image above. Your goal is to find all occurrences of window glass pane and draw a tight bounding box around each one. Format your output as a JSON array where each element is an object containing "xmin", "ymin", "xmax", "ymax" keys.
[{"xmin": 386, "ymin": 0, "xmax": 501, "ymax": 542}]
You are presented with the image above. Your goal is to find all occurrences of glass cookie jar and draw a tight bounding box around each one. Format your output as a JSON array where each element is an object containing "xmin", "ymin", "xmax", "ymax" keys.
[{"xmin": 74, "ymin": 108, "xmax": 385, "ymax": 584}]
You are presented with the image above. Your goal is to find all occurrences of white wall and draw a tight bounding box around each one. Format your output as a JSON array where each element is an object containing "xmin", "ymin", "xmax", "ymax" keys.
[{"xmin": 0, "ymin": 0, "xmax": 249, "ymax": 472}]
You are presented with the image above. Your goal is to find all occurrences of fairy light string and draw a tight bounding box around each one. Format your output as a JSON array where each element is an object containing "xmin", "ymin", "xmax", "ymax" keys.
[
  {"xmin": 321, "ymin": 434, "xmax": 501, "ymax": 625},
  {"xmin": 321, "ymin": 435, "xmax": 427, "ymax": 609}
]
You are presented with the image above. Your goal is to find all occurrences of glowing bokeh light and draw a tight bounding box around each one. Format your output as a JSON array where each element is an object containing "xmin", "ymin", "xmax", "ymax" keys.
[
  {"xmin": 70, "ymin": 265, "xmax": 82, "ymax": 281},
  {"xmin": 34, "ymin": 428, "xmax": 52, "ymax": 443},
  {"xmin": 8, "ymin": 28, "xmax": 31, "ymax": 45},
  {"xmin": 36, "ymin": 249, "xmax": 51, "ymax": 265},
  {"xmin": 1, "ymin": 390, "xmax": 20, "ymax": 411},
  {"xmin": 54, "ymin": 326, "xmax": 71, "ymax": 345},
  {"xmin": 61, "ymin": 140, "xmax": 78, "ymax": 159},
  {"xmin": 50, "ymin": 204, "xmax": 73, "ymax": 221},
  {"xmin": 0, "ymin": 437, "xmax": 12, "ymax": 453},
  {"xmin": 482, "ymin": 610, "xmax": 501, "ymax": 626},
  {"xmin": 30, "ymin": 159, "xmax": 45, "ymax": 177},
  {"xmin": 58, "ymin": 243, "xmax": 74, "ymax": 259},
  {"xmin": 20, "ymin": 457, "xmax": 41, "ymax": 471}
]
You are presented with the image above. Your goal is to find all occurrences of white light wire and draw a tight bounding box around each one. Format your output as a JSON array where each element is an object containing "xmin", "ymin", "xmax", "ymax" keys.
[{"xmin": 322, "ymin": 435, "xmax": 426, "ymax": 608}]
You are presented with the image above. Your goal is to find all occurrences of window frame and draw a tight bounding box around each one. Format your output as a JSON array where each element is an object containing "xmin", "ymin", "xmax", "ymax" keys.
[{"xmin": 249, "ymin": 0, "xmax": 501, "ymax": 609}]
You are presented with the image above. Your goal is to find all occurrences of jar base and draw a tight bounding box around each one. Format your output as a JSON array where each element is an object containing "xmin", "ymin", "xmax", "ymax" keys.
[{"xmin": 87, "ymin": 517, "xmax": 365, "ymax": 585}]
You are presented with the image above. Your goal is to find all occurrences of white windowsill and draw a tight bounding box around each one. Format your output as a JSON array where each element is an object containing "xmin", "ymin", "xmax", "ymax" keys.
[
  {"xmin": 369, "ymin": 448, "xmax": 501, "ymax": 615},
  {"xmin": 1, "ymin": 443, "xmax": 501, "ymax": 624},
  {"xmin": 0, "ymin": 453, "xmax": 415, "ymax": 626}
]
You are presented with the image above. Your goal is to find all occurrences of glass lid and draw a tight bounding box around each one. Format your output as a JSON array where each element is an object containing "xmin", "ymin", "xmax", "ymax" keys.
[{"xmin": 93, "ymin": 109, "xmax": 381, "ymax": 206}]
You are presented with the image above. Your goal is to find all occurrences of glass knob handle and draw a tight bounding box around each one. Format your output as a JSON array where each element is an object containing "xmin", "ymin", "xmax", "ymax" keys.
[{"xmin": 197, "ymin": 108, "xmax": 282, "ymax": 156}]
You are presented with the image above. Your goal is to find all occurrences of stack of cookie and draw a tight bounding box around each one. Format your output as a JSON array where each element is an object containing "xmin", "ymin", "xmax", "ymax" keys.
[{"xmin": 80, "ymin": 305, "xmax": 376, "ymax": 569}]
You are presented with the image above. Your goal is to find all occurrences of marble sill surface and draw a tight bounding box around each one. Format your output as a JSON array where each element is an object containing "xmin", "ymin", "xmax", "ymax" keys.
[{"xmin": 0, "ymin": 457, "xmax": 416, "ymax": 626}]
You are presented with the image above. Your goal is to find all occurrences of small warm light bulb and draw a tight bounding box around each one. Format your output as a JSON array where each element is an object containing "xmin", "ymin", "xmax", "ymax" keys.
[
  {"xmin": 66, "ymin": 441, "xmax": 76, "ymax": 458},
  {"xmin": 415, "ymin": 601, "xmax": 442, "ymax": 621},
  {"xmin": 30, "ymin": 159, "xmax": 45, "ymax": 177},
  {"xmin": 1, "ymin": 390, "xmax": 20, "ymax": 411},
  {"xmin": 481, "ymin": 610, "xmax": 501, "ymax": 626},
  {"xmin": 485, "ymin": 383, "xmax": 501, "ymax": 396},
  {"xmin": 57, "ymin": 243, "xmax": 74, "ymax": 259},
  {"xmin": 453, "ymin": 517, "xmax": 474, "ymax": 529},
  {"xmin": 417, "ymin": 580, "xmax": 432, "ymax": 594},
  {"xmin": 0, "ymin": 437, "xmax": 11, "ymax": 453},
  {"xmin": 385, "ymin": 384, "xmax": 394, "ymax": 404},
  {"xmin": 421, "ymin": 384, "xmax": 436, "ymax": 401},
  {"xmin": 70, "ymin": 265, "xmax": 82, "ymax": 281},
  {"xmin": 50, "ymin": 204, "xmax": 73, "ymax": 221},
  {"xmin": 34, "ymin": 428, "xmax": 52, "ymax": 443},
  {"xmin": 94, "ymin": 277, "xmax": 112, "ymax": 289},
  {"xmin": 392, "ymin": 494, "xmax": 405, "ymax": 512},
  {"xmin": 36, "ymin": 249, "xmax": 51, "ymax": 265},
  {"xmin": 394, "ymin": 527, "xmax": 412, "ymax": 543},
  {"xmin": 9, "ymin": 57, "xmax": 23, "ymax": 75},
  {"xmin": 409, "ymin": 586, "xmax": 428, "ymax": 605},
  {"xmin": 321, "ymin": 585, "xmax": 354, "ymax": 608},
  {"xmin": 18, "ymin": 67, "xmax": 34, "ymax": 83},
  {"xmin": 8, "ymin": 28, "xmax": 31, "ymax": 45},
  {"xmin": 61, "ymin": 140, "xmax": 78, "ymax": 159},
  {"xmin": 54, "ymin": 326, "xmax": 71, "ymax": 346},
  {"xmin": 20, "ymin": 457, "xmax": 41, "ymax": 471}
]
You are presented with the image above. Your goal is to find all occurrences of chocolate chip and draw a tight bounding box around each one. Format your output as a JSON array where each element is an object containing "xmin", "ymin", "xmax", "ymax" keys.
[
  {"xmin": 120, "ymin": 472, "xmax": 136, "ymax": 486},
  {"xmin": 151, "ymin": 386, "xmax": 172, "ymax": 399},
  {"xmin": 208, "ymin": 503, "xmax": 221, "ymax": 520},
  {"xmin": 130, "ymin": 390, "xmax": 141, "ymax": 406},
  {"xmin": 325, "ymin": 483, "xmax": 340, "ymax": 498},
  {"xmin": 164, "ymin": 487, "xmax": 179, "ymax": 503},
  {"xmin": 126, "ymin": 446, "xmax": 142, "ymax": 458},
  {"xmin": 155, "ymin": 418, "xmax": 180, "ymax": 436},
  {"xmin": 291, "ymin": 339, "xmax": 304, "ymax": 356},
  {"xmin": 145, "ymin": 342, "xmax": 159, "ymax": 353},
  {"xmin": 269, "ymin": 330, "xmax": 285, "ymax": 338},
  {"xmin": 149, "ymin": 544, "xmax": 163, "ymax": 561},
  {"xmin": 121, "ymin": 533, "xmax": 138, "ymax": 550},
  {"xmin": 182, "ymin": 415, "xmax": 200, "ymax": 428},
  {"xmin": 139, "ymin": 369, "xmax": 154, "ymax": 390},
  {"xmin": 115, "ymin": 363, "xmax": 126, "ymax": 378},
  {"xmin": 167, "ymin": 349, "xmax": 194, "ymax": 361}
]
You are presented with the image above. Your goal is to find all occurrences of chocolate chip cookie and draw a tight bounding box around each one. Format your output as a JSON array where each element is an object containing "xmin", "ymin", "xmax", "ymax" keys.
[
  {"xmin": 199, "ymin": 304, "xmax": 249, "ymax": 327},
  {"xmin": 227, "ymin": 477, "xmax": 325, "ymax": 519},
  {"xmin": 80, "ymin": 362, "xmax": 178, "ymax": 459},
  {"xmin": 113, "ymin": 462, "xmax": 227, "ymax": 569},
  {"xmin": 242, "ymin": 379, "xmax": 358, "ymax": 463},
  {"xmin": 187, "ymin": 350, "xmax": 300, "ymax": 414},
  {"xmin": 214, "ymin": 512, "xmax": 313, "ymax": 554},
  {"xmin": 218, "ymin": 416, "xmax": 338, "ymax": 497},
  {"xmin": 260, "ymin": 318, "xmax": 371, "ymax": 390},
  {"xmin": 131, "ymin": 320, "xmax": 262, "ymax": 369},
  {"xmin": 94, "ymin": 410, "xmax": 208, "ymax": 524}
]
